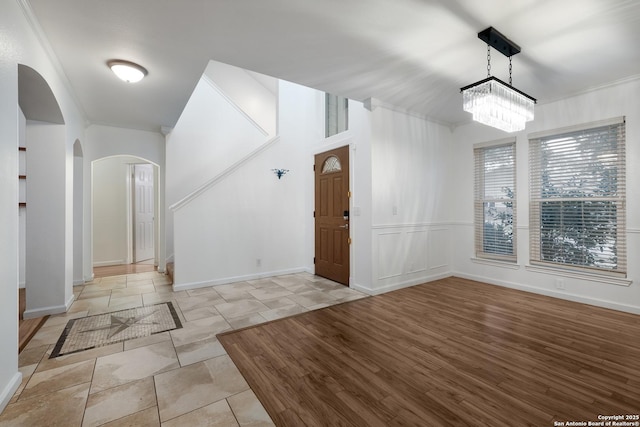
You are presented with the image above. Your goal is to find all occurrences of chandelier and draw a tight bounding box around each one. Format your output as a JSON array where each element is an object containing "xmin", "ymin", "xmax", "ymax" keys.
[{"xmin": 460, "ymin": 27, "xmax": 536, "ymax": 133}]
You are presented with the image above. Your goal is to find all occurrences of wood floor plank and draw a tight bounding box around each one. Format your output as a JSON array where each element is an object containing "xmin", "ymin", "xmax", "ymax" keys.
[{"xmin": 218, "ymin": 277, "xmax": 640, "ymax": 426}]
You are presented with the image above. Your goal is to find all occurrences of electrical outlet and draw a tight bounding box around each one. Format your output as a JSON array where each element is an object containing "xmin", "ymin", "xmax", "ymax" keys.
[{"xmin": 555, "ymin": 279, "xmax": 565, "ymax": 290}]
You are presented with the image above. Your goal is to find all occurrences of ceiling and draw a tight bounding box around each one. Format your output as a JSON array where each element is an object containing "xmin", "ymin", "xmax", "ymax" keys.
[{"xmin": 26, "ymin": 0, "xmax": 640, "ymax": 132}]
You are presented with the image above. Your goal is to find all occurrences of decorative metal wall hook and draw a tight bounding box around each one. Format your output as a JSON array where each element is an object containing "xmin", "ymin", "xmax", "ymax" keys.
[{"xmin": 272, "ymin": 168, "xmax": 289, "ymax": 179}]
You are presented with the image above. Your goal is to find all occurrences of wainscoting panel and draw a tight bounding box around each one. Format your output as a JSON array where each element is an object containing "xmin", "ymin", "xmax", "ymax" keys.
[{"xmin": 372, "ymin": 224, "xmax": 451, "ymax": 293}]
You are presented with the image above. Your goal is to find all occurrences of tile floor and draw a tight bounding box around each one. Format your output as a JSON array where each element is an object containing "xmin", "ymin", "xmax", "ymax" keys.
[{"xmin": 2, "ymin": 271, "xmax": 367, "ymax": 426}]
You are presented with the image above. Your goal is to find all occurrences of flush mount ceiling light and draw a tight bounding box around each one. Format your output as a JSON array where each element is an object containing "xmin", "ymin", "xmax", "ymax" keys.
[
  {"xmin": 107, "ymin": 60, "xmax": 147, "ymax": 83},
  {"xmin": 460, "ymin": 27, "xmax": 536, "ymax": 133}
]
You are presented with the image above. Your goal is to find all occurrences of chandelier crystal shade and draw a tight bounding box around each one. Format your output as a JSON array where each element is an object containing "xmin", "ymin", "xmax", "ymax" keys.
[{"xmin": 461, "ymin": 27, "xmax": 536, "ymax": 133}]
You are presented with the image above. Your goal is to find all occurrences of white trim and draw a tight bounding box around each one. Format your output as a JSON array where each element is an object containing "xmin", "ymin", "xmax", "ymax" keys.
[
  {"xmin": 201, "ymin": 75, "xmax": 269, "ymax": 137},
  {"xmin": 23, "ymin": 294, "xmax": 74, "ymax": 318},
  {"xmin": 73, "ymin": 279, "xmax": 85, "ymax": 286},
  {"xmin": 16, "ymin": 0, "xmax": 87, "ymax": 120},
  {"xmin": 353, "ymin": 272, "xmax": 451, "ymax": 295},
  {"xmin": 170, "ymin": 135, "xmax": 280, "ymax": 211},
  {"xmin": 473, "ymin": 137, "xmax": 516, "ymax": 150},
  {"xmin": 453, "ymin": 272, "xmax": 640, "ymax": 315},
  {"xmin": 528, "ymin": 116, "xmax": 625, "ymax": 140},
  {"xmin": 0, "ymin": 372, "xmax": 22, "ymax": 414},
  {"xmin": 471, "ymin": 257, "xmax": 521, "ymax": 270},
  {"xmin": 372, "ymin": 222, "xmax": 452, "ymax": 230},
  {"xmin": 173, "ymin": 267, "xmax": 307, "ymax": 291},
  {"xmin": 525, "ymin": 264, "xmax": 631, "ymax": 287},
  {"xmin": 363, "ymin": 98, "xmax": 453, "ymax": 129}
]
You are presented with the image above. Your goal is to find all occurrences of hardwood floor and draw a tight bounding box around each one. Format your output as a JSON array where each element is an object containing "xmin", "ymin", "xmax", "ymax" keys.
[
  {"xmin": 219, "ymin": 277, "xmax": 640, "ymax": 426},
  {"xmin": 93, "ymin": 262, "xmax": 157, "ymax": 278},
  {"xmin": 18, "ymin": 288, "xmax": 48, "ymax": 353}
]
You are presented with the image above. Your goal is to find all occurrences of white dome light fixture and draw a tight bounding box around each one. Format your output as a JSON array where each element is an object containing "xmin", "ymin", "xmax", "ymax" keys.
[{"xmin": 107, "ymin": 60, "xmax": 148, "ymax": 83}]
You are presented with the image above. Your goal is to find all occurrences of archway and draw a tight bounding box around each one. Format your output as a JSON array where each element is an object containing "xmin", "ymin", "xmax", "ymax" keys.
[
  {"xmin": 92, "ymin": 156, "xmax": 160, "ymax": 274},
  {"xmin": 18, "ymin": 64, "xmax": 72, "ymax": 322}
]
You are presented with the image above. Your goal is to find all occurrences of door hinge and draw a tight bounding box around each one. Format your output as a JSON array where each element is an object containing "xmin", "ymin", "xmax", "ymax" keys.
[
  {"xmin": 313, "ymin": 257, "xmax": 316, "ymax": 264},
  {"xmin": 348, "ymin": 237, "xmax": 352, "ymax": 245},
  {"xmin": 313, "ymin": 164, "xmax": 316, "ymax": 171},
  {"xmin": 347, "ymin": 191, "xmax": 352, "ymax": 198},
  {"xmin": 313, "ymin": 211, "xmax": 315, "ymax": 217}
]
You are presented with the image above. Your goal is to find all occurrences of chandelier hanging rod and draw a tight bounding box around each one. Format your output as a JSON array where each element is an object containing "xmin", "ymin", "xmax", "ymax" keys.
[{"xmin": 477, "ymin": 27, "xmax": 521, "ymax": 58}]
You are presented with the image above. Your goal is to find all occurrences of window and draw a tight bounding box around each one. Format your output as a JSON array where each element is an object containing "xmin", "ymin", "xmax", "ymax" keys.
[
  {"xmin": 529, "ymin": 118, "xmax": 626, "ymax": 275},
  {"xmin": 474, "ymin": 141, "xmax": 516, "ymax": 261},
  {"xmin": 325, "ymin": 93, "xmax": 348, "ymax": 137}
]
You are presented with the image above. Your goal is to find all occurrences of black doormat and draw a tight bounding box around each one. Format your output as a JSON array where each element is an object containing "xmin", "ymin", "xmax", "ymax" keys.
[{"xmin": 50, "ymin": 302, "xmax": 182, "ymax": 358}]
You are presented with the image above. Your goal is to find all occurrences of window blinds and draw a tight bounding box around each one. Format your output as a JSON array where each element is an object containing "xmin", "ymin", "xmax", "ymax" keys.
[
  {"xmin": 529, "ymin": 119, "xmax": 626, "ymax": 275},
  {"xmin": 474, "ymin": 142, "xmax": 516, "ymax": 261}
]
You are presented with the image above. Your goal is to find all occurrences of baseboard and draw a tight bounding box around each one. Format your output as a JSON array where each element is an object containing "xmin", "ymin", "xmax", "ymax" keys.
[
  {"xmin": 73, "ymin": 279, "xmax": 85, "ymax": 286},
  {"xmin": 0, "ymin": 371, "xmax": 22, "ymax": 414},
  {"xmin": 352, "ymin": 271, "xmax": 452, "ymax": 295},
  {"xmin": 453, "ymin": 271, "xmax": 640, "ymax": 315},
  {"xmin": 23, "ymin": 301, "xmax": 69, "ymax": 319},
  {"xmin": 173, "ymin": 267, "xmax": 308, "ymax": 291}
]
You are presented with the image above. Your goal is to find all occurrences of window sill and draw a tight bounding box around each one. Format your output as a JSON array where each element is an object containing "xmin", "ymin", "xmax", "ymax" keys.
[
  {"xmin": 525, "ymin": 264, "xmax": 632, "ymax": 287},
  {"xmin": 471, "ymin": 257, "xmax": 521, "ymax": 270}
]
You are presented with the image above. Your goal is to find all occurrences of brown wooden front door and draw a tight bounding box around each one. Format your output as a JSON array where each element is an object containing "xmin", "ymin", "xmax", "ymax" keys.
[{"xmin": 315, "ymin": 146, "xmax": 350, "ymax": 286}]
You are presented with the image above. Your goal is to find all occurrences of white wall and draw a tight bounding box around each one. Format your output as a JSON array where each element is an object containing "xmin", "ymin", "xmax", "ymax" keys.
[
  {"xmin": 364, "ymin": 101, "xmax": 454, "ymax": 294},
  {"xmin": 171, "ymin": 80, "xmax": 311, "ymax": 288},
  {"xmin": 165, "ymin": 71, "xmax": 273, "ymax": 264},
  {"xmin": 0, "ymin": 0, "xmax": 87, "ymax": 413},
  {"xmin": 85, "ymin": 125, "xmax": 165, "ymax": 275},
  {"xmin": 451, "ymin": 78, "xmax": 640, "ymax": 314},
  {"xmin": 92, "ymin": 156, "xmax": 139, "ymax": 266},
  {"xmin": 203, "ymin": 60, "xmax": 277, "ymax": 137}
]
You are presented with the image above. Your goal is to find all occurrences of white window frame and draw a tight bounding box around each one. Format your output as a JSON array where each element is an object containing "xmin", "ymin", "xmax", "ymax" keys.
[
  {"xmin": 528, "ymin": 117, "xmax": 626, "ymax": 277},
  {"xmin": 474, "ymin": 139, "xmax": 517, "ymax": 262},
  {"xmin": 325, "ymin": 93, "xmax": 348, "ymax": 138}
]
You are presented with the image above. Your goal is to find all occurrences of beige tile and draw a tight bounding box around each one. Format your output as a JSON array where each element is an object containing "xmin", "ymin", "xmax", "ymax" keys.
[
  {"xmin": 108, "ymin": 294, "xmax": 144, "ymax": 310},
  {"xmin": 0, "ymin": 382, "xmax": 89, "ymax": 426},
  {"xmin": 125, "ymin": 278, "xmax": 154, "ymax": 287},
  {"xmin": 21, "ymin": 359, "xmax": 94, "ymax": 400},
  {"xmin": 175, "ymin": 337, "xmax": 227, "ymax": 366},
  {"xmin": 216, "ymin": 290, "xmax": 255, "ymax": 302},
  {"xmin": 153, "ymin": 277, "xmax": 173, "ymax": 286},
  {"xmin": 23, "ymin": 323, "xmax": 67, "ymax": 350},
  {"xmin": 100, "ymin": 406, "xmax": 160, "ymax": 427},
  {"xmin": 182, "ymin": 306, "xmax": 221, "ymax": 322},
  {"xmin": 215, "ymin": 299, "xmax": 270, "ymax": 320},
  {"xmin": 227, "ymin": 313, "xmax": 268, "ymax": 330},
  {"xmin": 176, "ymin": 293, "xmax": 225, "ymax": 312},
  {"xmin": 154, "ymin": 355, "xmax": 249, "ymax": 422},
  {"xmin": 287, "ymin": 290, "xmax": 338, "ymax": 308},
  {"xmin": 44, "ymin": 310, "xmax": 89, "ymax": 328},
  {"xmin": 329, "ymin": 288, "xmax": 366, "ymax": 300},
  {"xmin": 142, "ymin": 292, "xmax": 176, "ymax": 306},
  {"xmin": 227, "ymin": 389, "xmax": 275, "ymax": 427},
  {"xmin": 83, "ymin": 377, "xmax": 156, "ymax": 427},
  {"xmin": 91, "ymin": 341, "xmax": 179, "ymax": 394},
  {"xmin": 169, "ymin": 315, "xmax": 231, "ymax": 347},
  {"xmin": 186, "ymin": 287, "xmax": 220, "ymax": 297},
  {"xmin": 78, "ymin": 289, "xmax": 112, "ymax": 300},
  {"xmin": 68, "ymin": 295, "xmax": 111, "ymax": 314},
  {"xmin": 261, "ymin": 297, "xmax": 297, "ymax": 310},
  {"xmin": 248, "ymin": 287, "xmax": 293, "ymax": 301},
  {"xmin": 215, "ymin": 282, "xmax": 255, "ymax": 293},
  {"xmin": 12, "ymin": 364, "xmax": 37, "ymax": 401},
  {"xmin": 18, "ymin": 344, "xmax": 49, "ymax": 367},
  {"xmin": 162, "ymin": 399, "xmax": 239, "ymax": 427},
  {"xmin": 83, "ymin": 281, "xmax": 126, "ymax": 291},
  {"xmin": 260, "ymin": 304, "xmax": 307, "ymax": 321},
  {"xmin": 124, "ymin": 331, "xmax": 171, "ymax": 351},
  {"xmin": 36, "ymin": 342, "xmax": 123, "ymax": 373},
  {"xmin": 110, "ymin": 284, "xmax": 156, "ymax": 298}
]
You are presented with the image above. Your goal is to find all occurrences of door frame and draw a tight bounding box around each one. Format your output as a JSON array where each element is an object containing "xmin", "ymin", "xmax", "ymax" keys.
[{"xmin": 313, "ymin": 144, "xmax": 351, "ymax": 286}]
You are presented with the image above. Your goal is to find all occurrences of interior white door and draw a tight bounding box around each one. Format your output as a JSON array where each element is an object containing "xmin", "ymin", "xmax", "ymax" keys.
[{"xmin": 133, "ymin": 164, "xmax": 154, "ymax": 262}]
